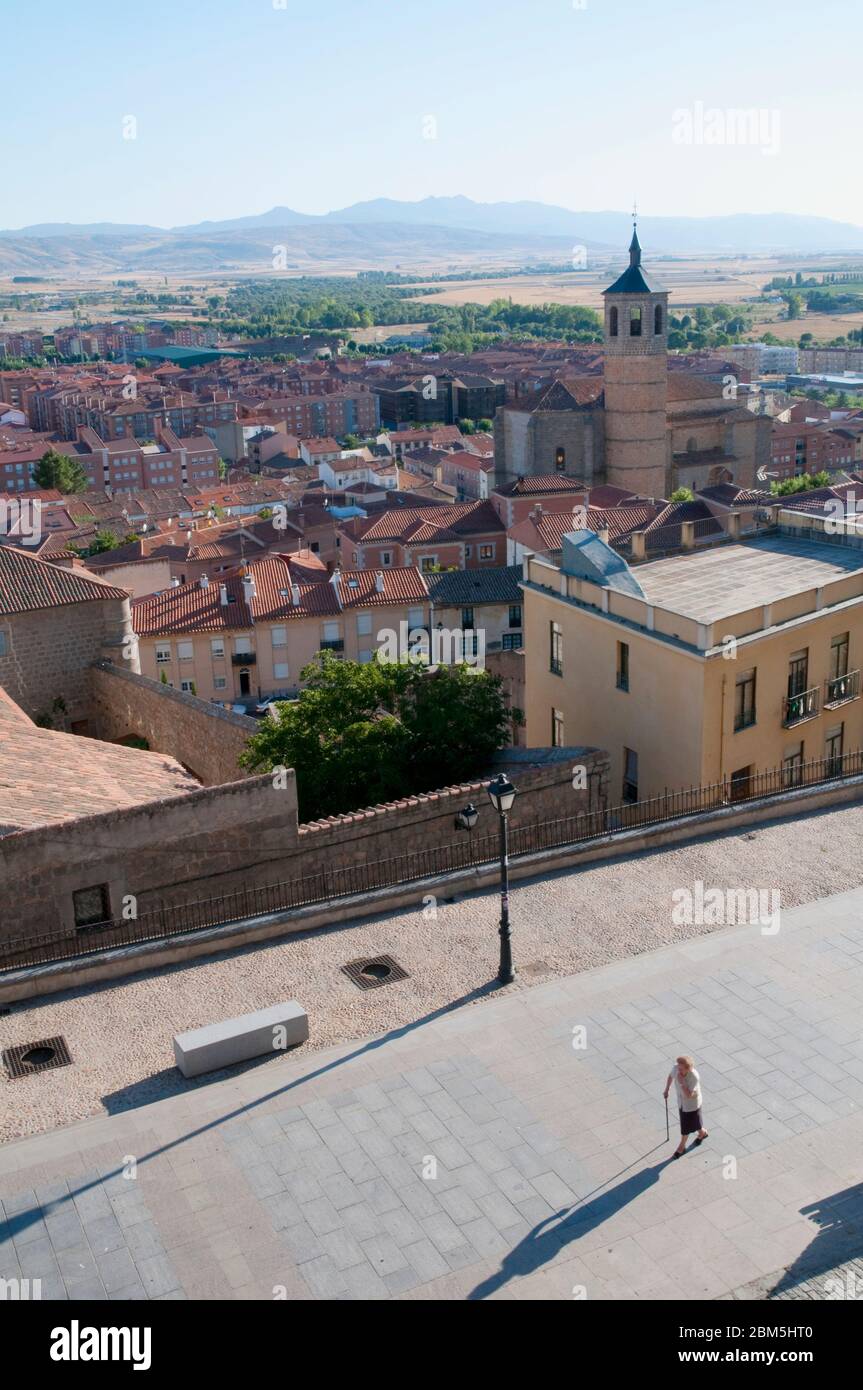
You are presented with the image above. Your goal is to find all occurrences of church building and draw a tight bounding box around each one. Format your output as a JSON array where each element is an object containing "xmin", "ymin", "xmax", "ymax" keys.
[{"xmin": 493, "ymin": 226, "xmax": 770, "ymax": 497}]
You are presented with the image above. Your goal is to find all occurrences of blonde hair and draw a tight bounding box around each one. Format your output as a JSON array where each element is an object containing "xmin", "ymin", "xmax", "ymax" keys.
[{"xmin": 676, "ymin": 1055, "xmax": 694, "ymax": 1070}]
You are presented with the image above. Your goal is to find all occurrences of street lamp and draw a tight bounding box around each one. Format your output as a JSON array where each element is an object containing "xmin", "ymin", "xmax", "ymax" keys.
[
  {"xmin": 487, "ymin": 773, "xmax": 517, "ymax": 984},
  {"xmin": 455, "ymin": 803, "xmax": 478, "ymax": 831}
]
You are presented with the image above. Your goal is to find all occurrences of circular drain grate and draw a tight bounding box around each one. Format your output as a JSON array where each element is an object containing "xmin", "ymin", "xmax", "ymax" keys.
[
  {"xmin": 3, "ymin": 1035, "xmax": 72, "ymax": 1080},
  {"xmin": 341, "ymin": 954, "xmax": 410, "ymax": 992}
]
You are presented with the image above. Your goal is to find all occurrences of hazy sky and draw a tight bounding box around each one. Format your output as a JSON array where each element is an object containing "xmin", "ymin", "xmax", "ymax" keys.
[{"xmin": 4, "ymin": 0, "xmax": 862, "ymax": 229}]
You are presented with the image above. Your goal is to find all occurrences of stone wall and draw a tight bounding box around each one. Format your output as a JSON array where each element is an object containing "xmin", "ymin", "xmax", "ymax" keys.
[
  {"xmin": 0, "ymin": 601, "xmax": 134, "ymax": 728},
  {"xmin": 89, "ymin": 663, "xmax": 257, "ymax": 786},
  {"xmin": 0, "ymin": 773, "xmax": 301, "ymax": 941},
  {"xmin": 494, "ymin": 405, "xmax": 604, "ymax": 488},
  {"xmin": 294, "ymin": 746, "xmax": 608, "ymax": 877}
]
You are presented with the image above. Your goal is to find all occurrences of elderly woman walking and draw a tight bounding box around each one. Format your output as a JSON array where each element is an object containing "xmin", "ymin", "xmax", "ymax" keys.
[{"xmin": 664, "ymin": 1055, "xmax": 708, "ymax": 1158}]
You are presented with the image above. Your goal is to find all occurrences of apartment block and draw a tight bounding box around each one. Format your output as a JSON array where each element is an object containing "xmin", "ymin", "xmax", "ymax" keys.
[{"xmin": 522, "ymin": 514, "xmax": 863, "ymax": 803}]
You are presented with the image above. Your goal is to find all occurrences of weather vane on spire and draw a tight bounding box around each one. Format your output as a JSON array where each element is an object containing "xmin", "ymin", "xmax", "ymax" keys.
[{"xmin": 632, "ymin": 199, "xmax": 638, "ymax": 227}]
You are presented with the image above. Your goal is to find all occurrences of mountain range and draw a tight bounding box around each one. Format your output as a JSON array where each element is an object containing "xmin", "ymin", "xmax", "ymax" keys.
[{"xmin": 2, "ymin": 198, "xmax": 863, "ymax": 274}]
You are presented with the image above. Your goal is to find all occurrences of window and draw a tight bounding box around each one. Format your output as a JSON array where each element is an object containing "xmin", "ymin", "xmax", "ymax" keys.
[
  {"xmin": 629, "ymin": 305, "xmax": 642, "ymax": 337},
  {"xmin": 616, "ymin": 641, "xmax": 630, "ymax": 692},
  {"xmin": 788, "ymin": 649, "xmax": 809, "ymax": 698},
  {"xmin": 461, "ymin": 607, "xmax": 475, "ymax": 630},
  {"xmin": 550, "ymin": 621, "xmax": 563, "ymax": 675},
  {"xmin": 73, "ymin": 883, "xmax": 111, "ymax": 932},
  {"xmin": 0, "ymin": 630, "xmax": 6, "ymax": 657},
  {"xmin": 609, "ymin": 306, "xmax": 619, "ymax": 337},
  {"xmin": 622, "ymin": 747, "xmax": 638, "ymax": 803},
  {"xmin": 211, "ymin": 638, "xmax": 225, "ymax": 658},
  {"xmin": 271, "ymin": 627, "xmax": 287, "ymax": 648},
  {"xmin": 381, "ymin": 551, "xmax": 392, "ymax": 566},
  {"xmin": 420, "ymin": 557, "xmax": 437, "ymax": 573},
  {"xmin": 830, "ymin": 633, "xmax": 849, "ymax": 681},
  {"xmin": 730, "ymin": 765, "xmax": 752, "ymax": 802},
  {"xmin": 177, "ymin": 641, "xmax": 194, "ymax": 661},
  {"xmin": 357, "ymin": 613, "xmax": 372, "ymax": 636},
  {"xmin": 479, "ymin": 545, "xmax": 494, "ymax": 560},
  {"xmin": 274, "ymin": 663, "xmax": 290, "ymax": 680},
  {"xmin": 783, "ymin": 742, "xmax": 805, "ymax": 788},
  {"xmin": 323, "ymin": 622, "xmax": 340, "ymax": 642},
  {"xmin": 552, "ymin": 708, "xmax": 564, "ymax": 748},
  {"xmin": 214, "ymin": 676, "xmax": 227, "ymax": 690},
  {"xmin": 654, "ymin": 304, "xmax": 663, "ymax": 335},
  {"xmin": 502, "ymin": 633, "xmax": 522, "ymax": 650},
  {"xmin": 555, "ymin": 447, "xmax": 566, "ymax": 472},
  {"xmin": 310, "ymin": 542, "xmax": 320, "ymax": 553},
  {"xmin": 408, "ymin": 608, "xmax": 425, "ymax": 630},
  {"xmin": 826, "ymin": 724, "xmax": 844, "ymax": 777},
  {"xmin": 234, "ymin": 636, "xmax": 253, "ymax": 655},
  {"xmin": 508, "ymin": 605, "xmax": 522, "ymax": 629},
  {"xmin": 180, "ymin": 679, "xmax": 194, "ymax": 693},
  {"xmin": 156, "ymin": 643, "xmax": 170, "ymax": 663},
  {"xmin": 734, "ymin": 670, "xmax": 756, "ymax": 730}
]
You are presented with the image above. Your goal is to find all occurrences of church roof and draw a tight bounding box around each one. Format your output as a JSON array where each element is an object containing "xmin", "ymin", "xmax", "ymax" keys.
[{"xmin": 604, "ymin": 226, "xmax": 665, "ymax": 296}]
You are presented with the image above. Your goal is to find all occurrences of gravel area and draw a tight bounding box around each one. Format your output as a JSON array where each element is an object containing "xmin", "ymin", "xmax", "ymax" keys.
[{"xmin": 1, "ymin": 800, "xmax": 862, "ymax": 1143}]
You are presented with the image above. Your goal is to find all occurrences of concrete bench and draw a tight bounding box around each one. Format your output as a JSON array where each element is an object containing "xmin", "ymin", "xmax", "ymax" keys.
[{"xmin": 173, "ymin": 1001, "xmax": 308, "ymax": 1078}]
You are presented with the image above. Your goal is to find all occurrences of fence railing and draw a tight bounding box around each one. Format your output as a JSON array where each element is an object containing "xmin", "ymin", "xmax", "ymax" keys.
[{"xmin": 3, "ymin": 747, "xmax": 863, "ymax": 976}]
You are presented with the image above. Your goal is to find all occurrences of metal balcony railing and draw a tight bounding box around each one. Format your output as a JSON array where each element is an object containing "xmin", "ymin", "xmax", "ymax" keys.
[
  {"xmin": 825, "ymin": 669, "xmax": 860, "ymax": 707},
  {"xmin": 319, "ymin": 639, "xmax": 344, "ymax": 652},
  {"xmin": 231, "ymin": 652, "xmax": 256, "ymax": 666},
  {"xmin": 783, "ymin": 685, "xmax": 819, "ymax": 726}
]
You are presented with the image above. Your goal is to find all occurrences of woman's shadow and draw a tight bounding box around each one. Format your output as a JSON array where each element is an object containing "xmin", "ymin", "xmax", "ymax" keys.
[{"xmin": 469, "ymin": 1146, "xmax": 672, "ymax": 1300}]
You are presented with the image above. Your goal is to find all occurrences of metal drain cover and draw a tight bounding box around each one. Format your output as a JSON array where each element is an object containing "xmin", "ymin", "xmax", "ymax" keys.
[
  {"xmin": 341, "ymin": 954, "xmax": 409, "ymax": 992},
  {"xmin": 3, "ymin": 1035, "xmax": 72, "ymax": 1080}
]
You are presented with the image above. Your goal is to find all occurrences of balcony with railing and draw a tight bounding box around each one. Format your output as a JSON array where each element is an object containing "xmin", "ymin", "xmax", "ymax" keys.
[
  {"xmin": 231, "ymin": 652, "xmax": 256, "ymax": 666},
  {"xmin": 825, "ymin": 669, "xmax": 861, "ymax": 708},
  {"xmin": 783, "ymin": 685, "xmax": 819, "ymax": 726},
  {"xmin": 319, "ymin": 638, "xmax": 344, "ymax": 652}
]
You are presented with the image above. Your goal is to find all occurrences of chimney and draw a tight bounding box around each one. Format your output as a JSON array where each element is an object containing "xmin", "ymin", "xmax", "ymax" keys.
[
  {"xmin": 171, "ymin": 576, "xmax": 181, "ymax": 588},
  {"xmin": 291, "ymin": 582, "xmax": 301, "ymax": 607},
  {"xmin": 330, "ymin": 569, "xmax": 342, "ymax": 605},
  {"xmin": 374, "ymin": 571, "xmax": 385, "ymax": 593},
  {"xmin": 219, "ymin": 584, "xmax": 228, "ymax": 606},
  {"xmin": 242, "ymin": 573, "xmax": 256, "ymax": 602},
  {"xmin": 200, "ymin": 573, "xmax": 210, "ymax": 589}
]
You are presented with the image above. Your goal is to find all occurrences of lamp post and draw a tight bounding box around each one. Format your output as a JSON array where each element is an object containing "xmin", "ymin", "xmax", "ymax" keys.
[{"xmin": 487, "ymin": 773, "xmax": 517, "ymax": 984}]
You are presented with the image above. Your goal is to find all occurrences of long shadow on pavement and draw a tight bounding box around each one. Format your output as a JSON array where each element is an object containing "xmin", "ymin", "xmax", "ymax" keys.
[{"xmin": 469, "ymin": 1145, "xmax": 670, "ymax": 1300}]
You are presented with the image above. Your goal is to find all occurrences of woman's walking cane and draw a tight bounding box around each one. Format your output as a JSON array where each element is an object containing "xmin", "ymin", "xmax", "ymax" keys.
[{"xmin": 664, "ymin": 1092, "xmax": 669, "ymax": 1142}]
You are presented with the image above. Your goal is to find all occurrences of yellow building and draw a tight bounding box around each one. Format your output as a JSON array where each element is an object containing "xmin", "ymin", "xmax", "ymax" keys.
[
  {"xmin": 523, "ymin": 510, "xmax": 863, "ymax": 803},
  {"xmin": 133, "ymin": 555, "xmax": 431, "ymax": 706}
]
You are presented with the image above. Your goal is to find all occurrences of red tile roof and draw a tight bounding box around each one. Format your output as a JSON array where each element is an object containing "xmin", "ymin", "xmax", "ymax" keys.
[{"xmin": 0, "ymin": 545, "xmax": 129, "ymax": 617}]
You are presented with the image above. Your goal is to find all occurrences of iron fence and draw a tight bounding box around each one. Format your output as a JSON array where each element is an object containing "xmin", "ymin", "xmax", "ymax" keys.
[{"xmin": 2, "ymin": 747, "xmax": 862, "ymax": 975}]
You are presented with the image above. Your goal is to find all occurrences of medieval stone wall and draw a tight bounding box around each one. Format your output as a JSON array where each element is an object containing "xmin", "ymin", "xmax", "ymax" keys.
[{"xmin": 89, "ymin": 662, "xmax": 257, "ymax": 786}]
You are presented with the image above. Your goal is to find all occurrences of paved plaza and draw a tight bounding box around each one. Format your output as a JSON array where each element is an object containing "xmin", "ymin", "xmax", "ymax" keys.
[{"xmin": 2, "ymin": 885, "xmax": 863, "ymax": 1300}]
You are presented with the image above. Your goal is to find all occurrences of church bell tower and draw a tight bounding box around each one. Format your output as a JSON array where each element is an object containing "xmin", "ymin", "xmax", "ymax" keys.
[{"xmin": 602, "ymin": 220, "xmax": 669, "ymax": 499}]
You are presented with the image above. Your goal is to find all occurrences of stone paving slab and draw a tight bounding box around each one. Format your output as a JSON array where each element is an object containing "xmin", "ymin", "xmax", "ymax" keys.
[{"xmin": 2, "ymin": 887, "xmax": 863, "ymax": 1300}]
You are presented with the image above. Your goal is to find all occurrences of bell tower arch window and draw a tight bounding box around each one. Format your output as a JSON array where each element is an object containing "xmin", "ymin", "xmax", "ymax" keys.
[
  {"xmin": 629, "ymin": 306, "xmax": 642, "ymax": 337},
  {"xmin": 654, "ymin": 304, "xmax": 663, "ymax": 335},
  {"xmin": 609, "ymin": 306, "xmax": 618, "ymax": 337}
]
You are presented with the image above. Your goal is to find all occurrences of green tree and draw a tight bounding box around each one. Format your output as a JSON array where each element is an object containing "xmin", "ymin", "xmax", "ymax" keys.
[
  {"xmin": 670, "ymin": 487, "xmax": 695, "ymax": 502},
  {"xmin": 239, "ymin": 652, "xmax": 511, "ymax": 821},
  {"xmin": 32, "ymin": 448, "xmax": 89, "ymax": 494}
]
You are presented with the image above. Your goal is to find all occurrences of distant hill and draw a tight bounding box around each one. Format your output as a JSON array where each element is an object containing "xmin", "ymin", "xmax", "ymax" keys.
[
  {"xmin": 0, "ymin": 222, "xmax": 584, "ymax": 275},
  {"xmin": 2, "ymin": 198, "xmax": 862, "ymax": 273}
]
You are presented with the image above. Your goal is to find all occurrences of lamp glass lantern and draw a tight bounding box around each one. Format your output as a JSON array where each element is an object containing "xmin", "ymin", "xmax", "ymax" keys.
[{"xmin": 487, "ymin": 773, "xmax": 516, "ymax": 815}]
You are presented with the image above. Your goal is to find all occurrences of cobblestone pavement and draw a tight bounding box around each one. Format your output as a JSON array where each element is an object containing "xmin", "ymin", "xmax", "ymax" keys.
[{"xmin": 2, "ymin": 886, "xmax": 863, "ymax": 1301}]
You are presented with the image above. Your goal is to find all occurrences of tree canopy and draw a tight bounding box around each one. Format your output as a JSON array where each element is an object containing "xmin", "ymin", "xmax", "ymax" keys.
[
  {"xmin": 239, "ymin": 652, "xmax": 512, "ymax": 821},
  {"xmin": 32, "ymin": 448, "xmax": 89, "ymax": 494}
]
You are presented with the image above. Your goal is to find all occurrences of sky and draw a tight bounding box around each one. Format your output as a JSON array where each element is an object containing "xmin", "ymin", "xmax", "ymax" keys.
[{"xmin": 3, "ymin": 0, "xmax": 862, "ymax": 230}]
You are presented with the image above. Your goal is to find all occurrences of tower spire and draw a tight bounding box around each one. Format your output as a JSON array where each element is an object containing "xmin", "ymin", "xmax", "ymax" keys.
[{"xmin": 629, "ymin": 200, "xmax": 641, "ymax": 267}]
